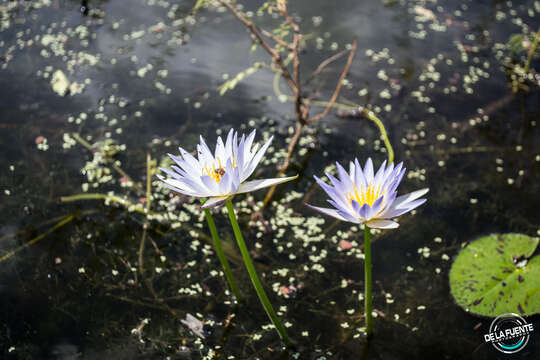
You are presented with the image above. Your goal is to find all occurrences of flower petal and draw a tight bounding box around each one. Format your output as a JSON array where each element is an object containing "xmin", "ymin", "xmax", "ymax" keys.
[
  {"xmin": 336, "ymin": 162, "xmax": 354, "ymax": 191},
  {"xmin": 391, "ymin": 188, "xmax": 429, "ymax": 209},
  {"xmin": 305, "ymin": 204, "xmax": 350, "ymax": 222},
  {"xmin": 236, "ymin": 175, "xmax": 298, "ymax": 194},
  {"xmin": 366, "ymin": 219, "xmax": 399, "ymax": 229},
  {"xmin": 243, "ymin": 135, "xmax": 273, "ymax": 181},
  {"xmin": 363, "ymin": 158, "xmax": 374, "ymax": 183},
  {"xmin": 383, "ymin": 198, "xmax": 427, "ymax": 218},
  {"xmin": 201, "ymin": 196, "xmax": 229, "ymax": 209}
]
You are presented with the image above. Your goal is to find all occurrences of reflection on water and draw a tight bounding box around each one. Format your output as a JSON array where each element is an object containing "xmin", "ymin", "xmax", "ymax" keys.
[{"xmin": 0, "ymin": 0, "xmax": 539, "ymax": 358}]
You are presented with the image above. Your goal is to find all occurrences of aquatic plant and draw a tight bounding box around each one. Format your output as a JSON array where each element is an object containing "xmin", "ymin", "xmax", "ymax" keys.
[
  {"xmin": 450, "ymin": 233, "xmax": 540, "ymax": 317},
  {"xmin": 308, "ymin": 158, "xmax": 428, "ymax": 336},
  {"xmin": 158, "ymin": 128, "xmax": 296, "ymax": 346},
  {"xmin": 193, "ymin": 0, "xmax": 394, "ymax": 206}
]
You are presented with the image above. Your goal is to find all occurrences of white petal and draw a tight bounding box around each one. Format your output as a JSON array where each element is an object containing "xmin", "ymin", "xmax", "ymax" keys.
[
  {"xmin": 201, "ymin": 196, "xmax": 229, "ymax": 209},
  {"xmin": 243, "ymin": 130, "xmax": 257, "ymax": 163},
  {"xmin": 391, "ymin": 188, "xmax": 429, "ymax": 209},
  {"xmin": 158, "ymin": 175, "xmax": 201, "ymax": 195},
  {"xmin": 236, "ymin": 175, "xmax": 298, "ymax": 194},
  {"xmin": 363, "ymin": 158, "xmax": 374, "ymax": 183},
  {"xmin": 242, "ymin": 135, "xmax": 273, "ymax": 181},
  {"xmin": 305, "ymin": 204, "xmax": 350, "ymax": 222},
  {"xmin": 197, "ymin": 136, "xmax": 215, "ymax": 163},
  {"xmin": 366, "ymin": 219, "xmax": 399, "ymax": 229}
]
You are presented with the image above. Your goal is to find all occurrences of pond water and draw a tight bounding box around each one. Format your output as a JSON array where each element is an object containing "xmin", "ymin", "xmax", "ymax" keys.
[{"xmin": 1, "ymin": 0, "xmax": 539, "ymax": 359}]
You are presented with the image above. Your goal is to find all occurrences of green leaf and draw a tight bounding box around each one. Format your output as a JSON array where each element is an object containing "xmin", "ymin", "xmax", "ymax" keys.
[{"xmin": 449, "ymin": 233, "xmax": 540, "ymax": 317}]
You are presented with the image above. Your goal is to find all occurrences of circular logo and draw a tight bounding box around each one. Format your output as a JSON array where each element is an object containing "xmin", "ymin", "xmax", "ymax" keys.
[{"xmin": 487, "ymin": 313, "xmax": 532, "ymax": 354}]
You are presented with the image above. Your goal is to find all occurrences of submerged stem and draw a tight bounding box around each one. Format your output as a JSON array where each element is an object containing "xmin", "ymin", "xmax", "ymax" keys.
[
  {"xmin": 203, "ymin": 208, "xmax": 242, "ymax": 301},
  {"xmin": 225, "ymin": 199, "xmax": 292, "ymax": 348},
  {"xmin": 364, "ymin": 225, "xmax": 373, "ymax": 337}
]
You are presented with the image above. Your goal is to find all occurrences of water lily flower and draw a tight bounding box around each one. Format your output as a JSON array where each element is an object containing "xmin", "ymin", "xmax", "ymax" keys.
[
  {"xmin": 307, "ymin": 158, "xmax": 428, "ymax": 229},
  {"xmin": 158, "ymin": 129, "xmax": 297, "ymax": 208}
]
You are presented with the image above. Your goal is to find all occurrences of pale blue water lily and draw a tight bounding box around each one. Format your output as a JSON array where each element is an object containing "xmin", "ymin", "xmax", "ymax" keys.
[
  {"xmin": 158, "ymin": 129, "xmax": 297, "ymax": 208},
  {"xmin": 307, "ymin": 158, "xmax": 428, "ymax": 229}
]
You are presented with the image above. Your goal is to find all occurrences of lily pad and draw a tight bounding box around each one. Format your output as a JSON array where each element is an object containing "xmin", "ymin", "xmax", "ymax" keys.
[{"xmin": 449, "ymin": 233, "xmax": 540, "ymax": 317}]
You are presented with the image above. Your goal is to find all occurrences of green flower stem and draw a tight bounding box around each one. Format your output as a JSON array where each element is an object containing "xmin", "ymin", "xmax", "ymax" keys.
[
  {"xmin": 364, "ymin": 225, "xmax": 373, "ymax": 337},
  {"xmin": 225, "ymin": 199, "xmax": 293, "ymax": 348},
  {"xmin": 203, "ymin": 208, "xmax": 242, "ymax": 302}
]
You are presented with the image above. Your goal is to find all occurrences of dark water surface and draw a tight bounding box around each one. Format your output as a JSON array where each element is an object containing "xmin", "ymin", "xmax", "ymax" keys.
[{"xmin": 1, "ymin": 0, "xmax": 539, "ymax": 359}]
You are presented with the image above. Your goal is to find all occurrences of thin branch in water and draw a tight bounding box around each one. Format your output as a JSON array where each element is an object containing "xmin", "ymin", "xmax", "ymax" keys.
[
  {"xmin": 308, "ymin": 38, "xmax": 358, "ymax": 124},
  {"xmin": 0, "ymin": 215, "xmax": 74, "ymax": 263}
]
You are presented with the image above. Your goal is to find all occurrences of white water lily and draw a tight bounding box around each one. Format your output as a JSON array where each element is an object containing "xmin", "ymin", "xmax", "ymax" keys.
[
  {"xmin": 158, "ymin": 129, "xmax": 297, "ymax": 208},
  {"xmin": 307, "ymin": 158, "xmax": 428, "ymax": 229}
]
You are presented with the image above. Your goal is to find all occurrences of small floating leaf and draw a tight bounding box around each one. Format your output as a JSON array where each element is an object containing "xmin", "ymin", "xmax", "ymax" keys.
[
  {"xmin": 449, "ymin": 233, "xmax": 540, "ymax": 317},
  {"xmin": 51, "ymin": 69, "xmax": 70, "ymax": 96}
]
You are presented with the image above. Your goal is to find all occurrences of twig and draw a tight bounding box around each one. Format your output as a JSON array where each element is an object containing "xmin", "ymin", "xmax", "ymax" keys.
[
  {"xmin": 262, "ymin": 122, "xmax": 303, "ymax": 206},
  {"xmin": 0, "ymin": 215, "xmax": 74, "ymax": 262},
  {"xmin": 216, "ymin": 0, "xmax": 297, "ymax": 92},
  {"xmin": 60, "ymin": 192, "xmax": 243, "ymax": 264},
  {"xmin": 308, "ymin": 38, "xmax": 357, "ymax": 123},
  {"xmin": 310, "ymin": 49, "xmax": 349, "ymax": 80}
]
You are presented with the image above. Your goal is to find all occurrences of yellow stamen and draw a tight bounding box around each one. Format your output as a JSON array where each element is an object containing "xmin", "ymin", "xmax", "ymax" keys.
[
  {"xmin": 347, "ymin": 182, "xmax": 382, "ymax": 207},
  {"xmin": 202, "ymin": 156, "xmax": 237, "ymax": 183}
]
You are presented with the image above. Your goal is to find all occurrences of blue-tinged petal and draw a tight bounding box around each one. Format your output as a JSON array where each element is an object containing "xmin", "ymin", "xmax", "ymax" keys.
[
  {"xmin": 351, "ymin": 199, "xmax": 363, "ymax": 214},
  {"xmin": 325, "ymin": 172, "xmax": 354, "ymax": 205},
  {"xmin": 326, "ymin": 173, "xmax": 344, "ymax": 191},
  {"xmin": 201, "ymin": 196, "xmax": 229, "ymax": 209},
  {"xmin": 359, "ymin": 203, "xmax": 371, "ymax": 220},
  {"xmin": 390, "ymin": 188, "xmax": 429, "ymax": 209},
  {"xmin": 336, "ymin": 162, "xmax": 354, "ymax": 191},
  {"xmin": 314, "ymin": 176, "xmax": 348, "ymax": 206},
  {"xmin": 387, "ymin": 168, "xmax": 406, "ymax": 194},
  {"xmin": 366, "ymin": 219, "xmax": 399, "ymax": 229},
  {"xmin": 373, "ymin": 160, "xmax": 387, "ymax": 187},
  {"xmin": 305, "ymin": 204, "xmax": 350, "ymax": 222},
  {"xmin": 382, "ymin": 161, "xmax": 395, "ymax": 182},
  {"xmin": 354, "ymin": 158, "xmax": 368, "ymax": 189},
  {"xmin": 363, "ymin": 158, "xmax": 374, "ymax": 183},
  {"xmin": 369, "ymin": 196, "xmax": 384, "ymax": 218},
  {"xmin": 382, "ymin": 198, "xmax": 427, "ymax": 218},
  {"xmin": 337, "ymin": 209, "xmax": 361, "ymax": 223},
  {"xmin": 379, "ymin": 191, "xmax": 397, "ymax": 213},
  {"xmin": 327, "ymin": 200, "xmax": 359, "ymax": 222},
  {"xmin": 236, "ymin": 175, "xmax": 298, "ymax": 194}
]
